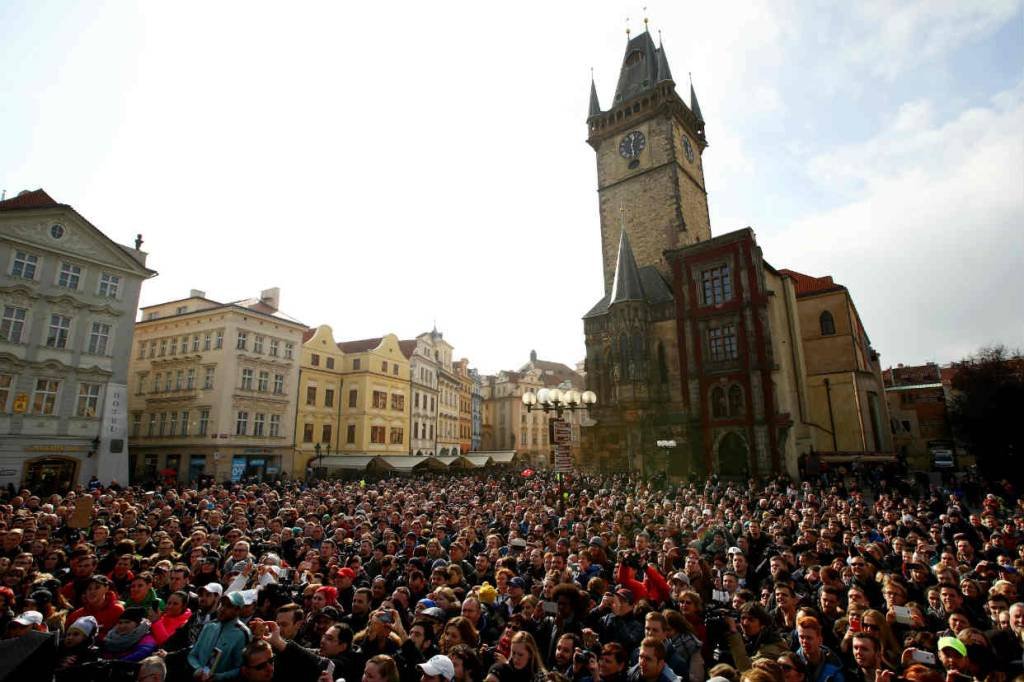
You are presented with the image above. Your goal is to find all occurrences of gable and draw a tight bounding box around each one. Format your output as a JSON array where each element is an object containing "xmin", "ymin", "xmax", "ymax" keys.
[{"xmin": 1, "ymin": 206, "xmax": 154, "ymax": 277}]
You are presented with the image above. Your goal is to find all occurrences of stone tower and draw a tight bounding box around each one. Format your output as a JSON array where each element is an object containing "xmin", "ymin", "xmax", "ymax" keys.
[{"xmin": 587, "ymin": 30, "xmax": 711, "ymax": 294}]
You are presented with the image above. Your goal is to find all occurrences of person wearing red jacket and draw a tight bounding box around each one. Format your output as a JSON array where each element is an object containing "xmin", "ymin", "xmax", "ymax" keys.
[
  {"xmin": 615, "ymin": 561, "xmax": 672, "ymax": 605},
  {"xmin": 151, "ymin": 590, "xmax": 192, "ymax": 646},
  {"xmin": 66, "ymin": 575, "xmax": 125, "ymax": 640}
]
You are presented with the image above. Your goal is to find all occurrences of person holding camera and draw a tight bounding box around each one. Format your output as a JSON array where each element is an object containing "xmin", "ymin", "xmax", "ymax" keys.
[
  {"xmin": 595, "ymin": 589, "xmax": 643, "ymax": 654},
  {"xmin": 724, "ymin": 602, "xmax": 787, "ymax": 672}
]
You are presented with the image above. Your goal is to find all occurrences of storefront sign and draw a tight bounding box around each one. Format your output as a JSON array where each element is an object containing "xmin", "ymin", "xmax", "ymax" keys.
[{"xmin": 26, "ymin": 445, "xmax": 84, "ymax": 453}]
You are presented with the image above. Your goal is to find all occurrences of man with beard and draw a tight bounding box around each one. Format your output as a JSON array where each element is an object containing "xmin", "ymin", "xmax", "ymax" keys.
[{"xmin": 187, "ymin": 592, "xmax": 251, "ymax": 681}]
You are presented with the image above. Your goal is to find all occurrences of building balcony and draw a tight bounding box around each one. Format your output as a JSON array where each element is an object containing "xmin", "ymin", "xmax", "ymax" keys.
[{"xmin": 144, "ymin": 388, "xmax": 200, "ymax": 405}]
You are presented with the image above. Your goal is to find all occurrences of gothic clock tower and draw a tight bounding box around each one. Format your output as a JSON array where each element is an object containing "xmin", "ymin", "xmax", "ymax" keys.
[{"xmin": 587, "ymin": 30, "xmax": 711, "ymax": 294}]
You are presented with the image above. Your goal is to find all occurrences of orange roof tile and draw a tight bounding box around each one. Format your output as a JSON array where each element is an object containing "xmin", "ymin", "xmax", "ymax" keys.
[
  {"xmin": 0, "ymin": 189, "xmax": 60, "ymax": 211},
  {"xmin": 338, "ymin": 337, "xmax": 383, "ymax": 353},
  {"xmin": 777, "ymin": 268, "xmax": 846, "ymax": 297}
]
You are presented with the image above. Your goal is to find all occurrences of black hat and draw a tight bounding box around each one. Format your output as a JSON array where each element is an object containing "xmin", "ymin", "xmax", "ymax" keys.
[
  {"xmin": 121, "ymin": 607, "xmax": 147, "ymax": 623},
  {"xmin": 318, "ymin": 605, "xmax": 342, "ymax": 622},
  {"xmin": 28, "ymin": 589, "xmax": 52, "ymax": 605}
]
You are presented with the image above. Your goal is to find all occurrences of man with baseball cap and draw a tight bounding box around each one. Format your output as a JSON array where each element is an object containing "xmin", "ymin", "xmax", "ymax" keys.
[
  {"xmin": 187, "ymin": 591, "xmax": 250, "ymax": 681},
  {"xmin": 419, "ymin": 654, "xmax": 455, "ymax": 682},
  {"xmin": 598, "ymin": 587, "xmax": 643, "ymax": 653}
]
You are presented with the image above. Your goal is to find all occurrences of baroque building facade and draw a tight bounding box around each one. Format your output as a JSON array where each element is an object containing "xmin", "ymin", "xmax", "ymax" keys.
[
  {"xmin": 0, "ymin": 189, "xmax": 155, "ymax": 491},
  {"xmin": 127, "ymin": 288, "xmax": 305, "ymax": 483}
]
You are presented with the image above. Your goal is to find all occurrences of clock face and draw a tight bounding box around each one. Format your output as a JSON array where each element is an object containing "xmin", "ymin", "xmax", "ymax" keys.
[
  {"xmin": 618, "ymin": 130, "xmax": 646, "ymax": 159},
  {"xmin": 683, "ymin": 137, "xmax": 695, "ymax": 163}
]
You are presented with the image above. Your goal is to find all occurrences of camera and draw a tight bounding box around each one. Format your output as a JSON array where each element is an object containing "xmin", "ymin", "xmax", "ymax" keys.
[
  {"xmin": 574, "ymin": 651, "xmax": 596, "ymax": 666},
  {"xmin": 704, "ymin": 605, "xmax": 738, "ymax": 642}
]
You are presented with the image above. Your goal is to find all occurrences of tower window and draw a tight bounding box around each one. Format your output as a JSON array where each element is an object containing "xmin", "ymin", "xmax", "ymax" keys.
[
  {"xmin": 701, "ymin": 265, "xmax": 733, "ymax": 305},
  {"xmin": 819, "ymin": 311, "xmax": 836, "ymax": 336},
  {"xmin": 708, "ymin": 325, "xmax": 738, "ymax": 362},
  {"xmin": 625, "ymin": 50, "xmax": 645, "ymax": 66}
]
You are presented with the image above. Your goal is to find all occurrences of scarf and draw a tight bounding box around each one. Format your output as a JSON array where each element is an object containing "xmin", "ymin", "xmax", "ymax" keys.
[{"xmin": 103, "ymin": 619, "xmax": 150, "ymax": 654}]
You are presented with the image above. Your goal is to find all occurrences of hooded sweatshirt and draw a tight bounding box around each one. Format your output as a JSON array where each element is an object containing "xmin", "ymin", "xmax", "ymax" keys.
[
  {"xmin": 67, "ymin": 591, "xmax": 125, "ymax": 640},
  {"xmin": 152, "ymin": 607, "xmax": 192, "ymax": 645}
]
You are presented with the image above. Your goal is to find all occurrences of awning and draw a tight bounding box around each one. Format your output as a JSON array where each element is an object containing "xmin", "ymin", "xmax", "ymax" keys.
[
  {"xmin": 318, "ymin": 456, "xmax": 394, "ymax": 471},
  {"xmin": 379, "ymin": 456, "xmax": 447, "ymax": 472}
]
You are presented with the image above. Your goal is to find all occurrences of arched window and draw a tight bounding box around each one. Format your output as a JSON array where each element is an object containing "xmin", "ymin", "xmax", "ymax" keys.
[
  {"xmin": 711, "ymin": 387, "xmax": 727, "ymax": 418},
  {"xmin": 618, "ymin": 335, "xmax": 631, "ymax": 380},
  {"xmin": 657, "ymin": 343, "xmax": 668, "ymax": 384},
  {"xmin": 728, "ymin": 385, "xmax": 744, "ymax": 416},
  {"xmin": 820, "ymin": 311, "xmax": 836, "ymax": 336}
]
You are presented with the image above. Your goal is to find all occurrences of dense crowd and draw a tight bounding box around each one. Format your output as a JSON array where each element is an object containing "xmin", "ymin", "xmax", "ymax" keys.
[{"xmin": 0, "ymin": 468, "xmax": 1022, "ymax": 682}]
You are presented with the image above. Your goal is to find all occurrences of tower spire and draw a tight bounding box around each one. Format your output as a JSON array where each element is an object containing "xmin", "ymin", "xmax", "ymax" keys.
[
  {"xmin": 689, "ymin": 73, "xmax": 705, "ymax": 125},
  {"xmin": 588, "ymin": 70, "xmax": 601, "ymax": 118},
  {"xmin": 609, "ymin": 229, "xmax": 644, "ymax": 305}
]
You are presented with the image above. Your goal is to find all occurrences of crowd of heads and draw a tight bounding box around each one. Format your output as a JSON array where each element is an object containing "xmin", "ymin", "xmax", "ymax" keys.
[{"xmin": 0, "ymin": 467, "xmax": 1022, "ymax": 682}]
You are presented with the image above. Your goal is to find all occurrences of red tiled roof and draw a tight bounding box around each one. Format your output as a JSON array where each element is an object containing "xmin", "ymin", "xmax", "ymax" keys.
[
  {"xmin": 777, "ymin": 269, "xmax": 846, "ymax": 297},
  {"xmin": 398, "ymin": 340, "xmax": 417, "ymax": 359},
  {"xmin": 338, "ymin": 337, "xmax": 383, "ymax": 353},
  {"xmin": 302, "ymin": 328, "xmax": 317, "ymax": 343},
  {"xmin": 0, "ymin": 189, "xmax": 60, "ymax": 211}
]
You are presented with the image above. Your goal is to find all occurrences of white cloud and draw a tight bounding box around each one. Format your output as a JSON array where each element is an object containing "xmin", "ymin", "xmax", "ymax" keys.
[
  {"xmin": 838, "ymin": 0, "xmax": 1021, "ymax": 81},
  {"xmin": 772, "ymin": 80, "xmax": 1024, "ymax": 364}
]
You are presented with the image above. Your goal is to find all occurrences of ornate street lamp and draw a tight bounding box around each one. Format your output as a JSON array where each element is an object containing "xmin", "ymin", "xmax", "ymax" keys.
[
  {"xmin": 656, "ymin": 439, "xmax": 677, "ymax": 481},
  {"xmin": 521, "ymin": 388, "xmax": 597, "ymax": 417},
  {"xmin": 313, "ymin": 442, "xmax": 331, "ymax": 478}
]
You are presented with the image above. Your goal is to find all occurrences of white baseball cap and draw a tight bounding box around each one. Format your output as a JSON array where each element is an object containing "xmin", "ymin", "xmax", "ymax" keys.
[
  {"xmin": 13, "ymin": 611, "xmax": 43, "ymax": 626},
  {"xmin": 419, "ymin": 655, "xmax": 455, "ymax": 681}
]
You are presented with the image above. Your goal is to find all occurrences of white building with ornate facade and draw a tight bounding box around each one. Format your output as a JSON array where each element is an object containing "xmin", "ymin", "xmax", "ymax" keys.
[{"xmin": 0, "ymin": 189, "xmax": 156, "ymax": 491}]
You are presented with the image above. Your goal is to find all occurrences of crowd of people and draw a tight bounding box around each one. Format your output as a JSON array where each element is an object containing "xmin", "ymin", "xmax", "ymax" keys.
[{"xmin": 0, "ymin": 468, "xmax": 1022, "ymax": 682}]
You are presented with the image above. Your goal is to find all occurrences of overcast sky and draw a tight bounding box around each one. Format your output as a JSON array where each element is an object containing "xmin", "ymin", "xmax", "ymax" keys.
[{"xmin": 2, "ymin": 1, "xmax": 1021, "ymax": 375}]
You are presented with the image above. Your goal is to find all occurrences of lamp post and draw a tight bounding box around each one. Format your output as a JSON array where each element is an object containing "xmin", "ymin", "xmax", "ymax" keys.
[
  {"xmin": 313, "ymin": 442, "xmax": 330, "ymax": 479},
  {"xmin": 520, "ymin": 388, "xmax": 597, "ymax": 417},
  {"xmin": 656, "ymin": 439, "xmax": 676, "ymax": 482},
  {"xmin": 521, "ymin": 388, "xmax": 597, "ymax": 471}
]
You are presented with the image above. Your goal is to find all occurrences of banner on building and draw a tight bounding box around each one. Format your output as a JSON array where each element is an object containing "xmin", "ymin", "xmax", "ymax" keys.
[{"xmin": 97, "ymin": 383, "xmax": 129, "ymax": 485}]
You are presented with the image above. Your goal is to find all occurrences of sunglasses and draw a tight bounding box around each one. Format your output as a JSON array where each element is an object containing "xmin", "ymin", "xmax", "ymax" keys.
[{"xmin": 247, "ymin": 656, "xmax": 275, "ymax": 670}]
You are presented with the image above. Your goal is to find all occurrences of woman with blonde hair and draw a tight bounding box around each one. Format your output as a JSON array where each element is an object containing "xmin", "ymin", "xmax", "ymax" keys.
[
  {"xmin": 363, "ymin": 653, "xmax": 401, "ymax": 682},
  {"xmin": 485, "ymin": 631, "xmax": 547, "ymax": 682}
]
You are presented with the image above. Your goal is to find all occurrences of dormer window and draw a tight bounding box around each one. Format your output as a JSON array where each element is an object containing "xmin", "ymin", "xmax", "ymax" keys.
[{"xmin": 625, "ymin": 50, "xmax": 644, "ymax": 66}]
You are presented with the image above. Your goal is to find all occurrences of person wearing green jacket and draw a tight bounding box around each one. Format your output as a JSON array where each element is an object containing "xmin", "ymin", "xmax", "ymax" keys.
[
  {"xmin": 188, "ymin": 591, "xmax": 251, "ymax": 681},
  {"xmin": 123, "ymin": 573, "xmax": 165, "ymax": 621}
]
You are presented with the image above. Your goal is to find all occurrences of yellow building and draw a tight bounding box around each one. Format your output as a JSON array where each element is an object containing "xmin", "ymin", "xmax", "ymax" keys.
[
  {"xmin": 294, "ymin": 325, "xmax": 346, "ymax": 475},
  {"xmin": 780, "ymin": 270, "xmax": 892, "ymax": 456},
  {"xmin": 336, "ymin": 334, "xmax": 411, "ymax": 455}
]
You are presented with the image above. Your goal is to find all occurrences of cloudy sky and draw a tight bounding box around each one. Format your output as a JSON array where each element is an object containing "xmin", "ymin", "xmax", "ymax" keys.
[{"xmin": 2, "ymin": 1, "xmax": 1021, "ymax": 374}]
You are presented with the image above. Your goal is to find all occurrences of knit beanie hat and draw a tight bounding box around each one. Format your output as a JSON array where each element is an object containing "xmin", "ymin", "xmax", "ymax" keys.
[
  {"xmin": 70, "ymin": 615, "xmax": 99, "ymax": 637},
  {"xmin": 477, "ymin": 582, "xmax": 498, "ymax": 605}
]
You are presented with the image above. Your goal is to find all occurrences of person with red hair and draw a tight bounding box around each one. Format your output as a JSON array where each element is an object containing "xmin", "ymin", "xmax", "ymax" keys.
[
  {"xmin": 0, "ymin": 586, "xmax": 16, "ymax": 636},
  {"xmin": 313, "ymin": 585, "xmax": 339, "ymax": 613}
]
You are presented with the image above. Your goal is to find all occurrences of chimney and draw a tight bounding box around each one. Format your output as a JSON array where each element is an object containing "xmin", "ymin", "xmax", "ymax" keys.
[
  {"xmin": 260, "ymin": 287, "xmax": 280, "ymax": 311},
  {"xmin": 190, "ymin": 289, "xmax": 206, "ymax": 298}
]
